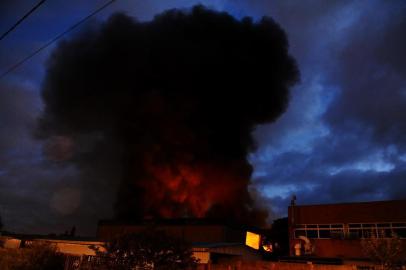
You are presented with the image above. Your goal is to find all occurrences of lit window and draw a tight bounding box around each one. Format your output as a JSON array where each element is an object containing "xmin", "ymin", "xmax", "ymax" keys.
[{"xmin": 245, "ymin": 231, "xmax": 261, "ymax": 250}]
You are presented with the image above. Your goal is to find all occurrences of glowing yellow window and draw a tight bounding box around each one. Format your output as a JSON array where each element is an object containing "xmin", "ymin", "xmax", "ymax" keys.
[{"xmin": 245, "ymin": 231, "xmax": 260, "ymax": 250}]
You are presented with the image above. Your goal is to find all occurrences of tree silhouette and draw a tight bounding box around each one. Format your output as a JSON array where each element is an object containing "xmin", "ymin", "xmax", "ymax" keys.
[
  {"xmin": 0, "ymin": 241, "xmax": 64, "ymax": 270},
  {"xmin": 361, "ymin": 231, "xmax": 406, "ymax": 270},
  {"xmin": 92, "ymin": 229, "xmax": 198, "ymax": 270}
]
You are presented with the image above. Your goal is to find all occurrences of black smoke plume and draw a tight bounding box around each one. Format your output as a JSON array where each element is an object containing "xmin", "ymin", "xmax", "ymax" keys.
[{"xmin": 38, "ymin": 6, "xmax": 299, "ymax": 226}]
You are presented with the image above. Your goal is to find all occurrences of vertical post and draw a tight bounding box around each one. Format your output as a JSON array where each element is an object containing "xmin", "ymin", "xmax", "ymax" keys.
[{"xmin": 289, "ymin": 195, "xmax": 297, "ymax": 256}]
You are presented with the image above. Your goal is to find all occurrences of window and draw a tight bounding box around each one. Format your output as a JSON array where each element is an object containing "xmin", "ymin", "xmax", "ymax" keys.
[
  {"xmin": 393, "ymin": 228, "xmax": 406, "ymax": 238},
  {"xmin": 294, "ymin": 230, "xmax": 306, "ymax": 238},
  {"xmin": 306, "ymin": 230, "xmax": 318, "ymax": 238},
  {"xmin": 294, "ymin": 222, "xmax": 406, "ymax": 239},
  {"xmin": 362, "ymin": 228, "xmax": 377, "ymax": 238},
  {"xmin": 319, "ymin": 230, "xmax": 331, "ymax": 238},
  {"xmin": 348, "ymin": 222, "xmax": 406, "ymax": 239},
  {"xmin": 294, "ymin": 224, "xmax": 344, "ymax": 239}
]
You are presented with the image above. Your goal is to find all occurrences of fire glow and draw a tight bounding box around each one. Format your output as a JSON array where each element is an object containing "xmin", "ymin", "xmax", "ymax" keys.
[{"xmin": 143, "ymin": 162, "xmax": 245, "ymax": 218}]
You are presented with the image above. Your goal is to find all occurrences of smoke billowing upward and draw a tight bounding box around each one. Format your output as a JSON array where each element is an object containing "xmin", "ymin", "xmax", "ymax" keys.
[{"xmin": 38, "ymin": 6, "xmax": 298, "ymax": 226}]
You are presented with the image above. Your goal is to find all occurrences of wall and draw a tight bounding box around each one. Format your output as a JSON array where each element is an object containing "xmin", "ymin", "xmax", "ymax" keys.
[
  {"xmin": 288, "ymin": 200, "xmax": 406, "ymax": 258},
  {"xmin": 289, "ymin": 200, "xmax": 406, "ymax": 224},
  {"xmin": 97, "ymin": 224, "xmax": 245, "ymax": 243},
  {"xmin": 197, "ymin": 262, "xmax": 359, "ymax": 270}
]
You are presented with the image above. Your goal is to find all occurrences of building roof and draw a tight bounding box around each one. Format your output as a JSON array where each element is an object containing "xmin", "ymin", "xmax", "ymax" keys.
[
  {"xmin": 1, "ymin": 232, "xmax": 98, "ymax": 242},
  {"xmin": 98, "ymin": 218, "xmax": 262, "ymax": 232}
]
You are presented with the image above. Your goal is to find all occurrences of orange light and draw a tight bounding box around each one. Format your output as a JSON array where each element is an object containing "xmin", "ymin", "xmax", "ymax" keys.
[
  {"xmin": 262, "ymin": 243, "xmax": 273, "ymax": 252},
  {"xmin": 245, "ymin": 231, "xmax": 261, "ymax": 250}
]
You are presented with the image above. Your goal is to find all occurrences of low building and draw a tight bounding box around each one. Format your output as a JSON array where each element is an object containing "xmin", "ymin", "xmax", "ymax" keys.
[
  {"xmin": 1, "ymin": 219, "xmax": 263, "ymax": 268},
  {"xmin": 98, "ymin": 219, "xmax": 263, "ymax": 265},
  {"xmin": 288, "ymin": 199, "xmax": 406, "ymax": 259},
  {"xmin": 97, "ymin": 218, "xmax": 246, "ymax": 243},
  {"xmin": 0, "ymin": 234, "xmax": 104, "ymax": 256}
]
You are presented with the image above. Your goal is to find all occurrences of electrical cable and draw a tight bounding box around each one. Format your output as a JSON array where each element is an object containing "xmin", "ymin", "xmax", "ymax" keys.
[
  {"xmin": 0, "ymin": 0, "xmax": 117, "ymax": 80},
  {"xmin": 0, "ymin": 0, "xmax": 47, "ymax": 42}
]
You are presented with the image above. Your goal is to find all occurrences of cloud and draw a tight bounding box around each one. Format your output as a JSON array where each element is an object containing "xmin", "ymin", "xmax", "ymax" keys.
[
  {"xmin": 0, "ymin": 80, "xmax": 115, "ymax": 235},
  {"xmin": 325, "ymin": 3, "xmax": 406, "ymax": 146},
  {"xmin": 250, "ymin": 0, "xmax": 406, "ymax": 218}
]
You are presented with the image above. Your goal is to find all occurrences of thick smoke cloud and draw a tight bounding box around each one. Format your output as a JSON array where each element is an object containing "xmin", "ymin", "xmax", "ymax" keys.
[{"xmin": 38, "ymin": 6, "xmax": 298, "ymax": 226}]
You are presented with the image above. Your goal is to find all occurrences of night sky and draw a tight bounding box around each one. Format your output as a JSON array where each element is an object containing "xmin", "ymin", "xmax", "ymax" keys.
[{"xmin": 1, "ymin": 0, "xmax": 406, "ymax": 236}]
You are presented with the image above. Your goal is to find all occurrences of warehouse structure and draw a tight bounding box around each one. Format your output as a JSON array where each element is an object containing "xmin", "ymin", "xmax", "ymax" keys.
[
  {"xmin": 97, "ymin": 219, "xmax": 263, "ymax": 264},
  {"xmin": 288, "ymin": 199, "xmax": 406, "ymax": 258}
]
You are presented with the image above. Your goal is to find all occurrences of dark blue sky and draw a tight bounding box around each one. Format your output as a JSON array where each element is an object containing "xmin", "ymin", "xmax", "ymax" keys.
[{"xmin": 1, "ymin": 0, "xmax": 405, "ymax": 236}]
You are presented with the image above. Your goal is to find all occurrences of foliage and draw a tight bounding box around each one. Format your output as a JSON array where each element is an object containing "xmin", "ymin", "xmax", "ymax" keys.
[
  {"xmin": 92, "ymin": 229, "xmax": 198, "ymax": 270},
  {"xmin": 0, "ymin": 241, "xmax": 65, "ymax": 270},
  {"xmin": 361, "ymin": 231, "xmax": 406, "ymax": 270}
]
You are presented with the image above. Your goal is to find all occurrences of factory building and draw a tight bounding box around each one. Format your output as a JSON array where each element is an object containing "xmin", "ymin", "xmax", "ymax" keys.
[
  {"xmin": 288, "ymin": 199, "xmax": 406, "ymax": 259},
  {"xmin": 97, "ymin": 218, "xmax": 246, "ymax": 243},
  {"xmin": 97, "ymin": 219, "xmax": 263, "ymax": 264}
]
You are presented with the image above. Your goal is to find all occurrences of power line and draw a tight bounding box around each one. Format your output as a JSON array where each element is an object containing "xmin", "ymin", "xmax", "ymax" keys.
[
  {"xmin": 0, "ymin": 0, "xmax": 47, "ymax": 42},
  {"xmin": 0, "ymin": 0, "xmax": 117, "ymax": 80}
]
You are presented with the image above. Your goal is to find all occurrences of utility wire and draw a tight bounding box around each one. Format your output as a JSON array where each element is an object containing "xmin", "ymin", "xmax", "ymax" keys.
[
  {"xmin": 0, "ymin": 0, "xmax": 47, "ymax": 42},
  {"xmin": 0, "ymin": 0, "xmax": 117, "ymax": 80}
]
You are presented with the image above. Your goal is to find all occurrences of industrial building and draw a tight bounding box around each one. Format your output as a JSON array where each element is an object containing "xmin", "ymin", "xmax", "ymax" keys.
[
  {"xmin": 288, "ymin": 199, "xmax": 406, "ymax": 259},
  {"xmin": 97, "ymin": 219, "xmax": 263, "ymax": 264},
  {"xmin": 1, "ymin": 218, "xmax": 263, "ymax": 269}
]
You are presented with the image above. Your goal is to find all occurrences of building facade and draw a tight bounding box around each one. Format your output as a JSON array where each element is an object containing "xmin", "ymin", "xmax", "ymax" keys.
[
  {"xmin": 288, "ymin": 199, "xmax": 406, "ymax": 259},
  {"xmin": 97, "ymin": 219, "xmax": 262, "ymax": 264},
  {"xmin": 97, "ymin": 219, "xmax": 247, "ymax": 243}
]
